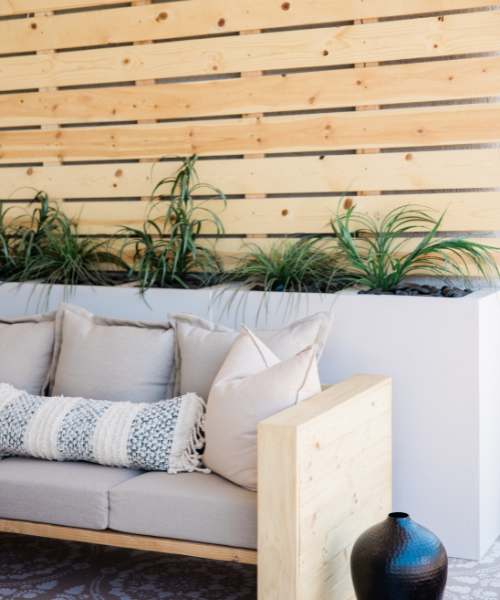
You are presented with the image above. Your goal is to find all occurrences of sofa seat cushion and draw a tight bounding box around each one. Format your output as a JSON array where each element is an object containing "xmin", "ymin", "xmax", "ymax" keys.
[
  {"xmin": 0, "ymin": 457, "xmax": 143, "ymax": 530},
  {"xmin": 109, "ymin": 472, "xmax": 257, "ymax": 550}
]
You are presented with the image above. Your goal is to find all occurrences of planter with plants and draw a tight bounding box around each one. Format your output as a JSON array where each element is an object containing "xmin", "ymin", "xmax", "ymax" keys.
[{"xmin": 1, "ymin": 177, "xmax": 500, "ymax": 561}]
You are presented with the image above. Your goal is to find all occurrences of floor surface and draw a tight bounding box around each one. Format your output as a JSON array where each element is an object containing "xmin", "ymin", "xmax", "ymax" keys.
[{"xmin": 1, "ymin": 532, "xmax": 500, "ymax": 599}]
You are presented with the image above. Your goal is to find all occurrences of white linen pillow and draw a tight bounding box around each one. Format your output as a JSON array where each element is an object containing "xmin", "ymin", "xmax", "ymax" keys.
[
  {"xmin": 46, "ymin": 304, "xmax": 176, "ymax": 403},
  {"xmin": 203, "ymin": 326, "xmax": 322, "ymax": 491},
  {"xmin": 168, "ymin": 311, "xmax": 333, "ymax": 400},
  {"xmin": 0, "ymin": 383, "xmax": 207, "ymax": 473},
  {"xmin": 0, "ymin": 311, "xmax": 56, "ymax": 395}
]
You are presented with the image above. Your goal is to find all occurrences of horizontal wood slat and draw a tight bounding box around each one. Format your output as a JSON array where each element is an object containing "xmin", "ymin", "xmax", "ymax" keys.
[
  {"xmin": 2, "ymin": 149, "xmax": 500, "ymax": 199},
  {"xmin": 2, "ymin": 55, "xmax": 500, "ymax": 127},
  {"xmin": 0, "ymin": 0, "xmax": 123, "ymax": 15},
  {"xmin": 0, "ymin": 519, "xmax": 257, "ymax": 564},
  {"xmin": 5, "ymin": 192, "xmax": 500, "ymax": 235},
  {"xmin": 3, "ymin": 0, "xmax": 498, "ymax": 54},
  {"xmin": 1, "ymin": 11, "xmax": 499, "ymax": 92},
  {"xmin": 1, "ymin": 104, "xmax": 499, "ymax": 162}
]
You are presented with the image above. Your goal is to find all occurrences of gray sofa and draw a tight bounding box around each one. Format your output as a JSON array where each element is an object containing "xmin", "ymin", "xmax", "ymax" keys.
[
  {"xmin": 0, "ymin": 304, "xmax": 392, "ymax": 600},
  {"xmin": 0, "ymin": 458, "xmax": 257, "ymax": 550}
]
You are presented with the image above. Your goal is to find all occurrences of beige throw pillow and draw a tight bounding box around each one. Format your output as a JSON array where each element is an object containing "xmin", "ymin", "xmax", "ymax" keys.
[
  {"xmin": 168, "ymin": 311, "xmax": 333, "ymax": 400},
  {"xmin": 46, "ymin": 304, "xmax": 175, "ymax": 403},
  {"xmin": 0, "ymin": 311, "xmax": 56, "ymax": 395},
  {"xmin": 203, "ymin": 326, "xmax": 322, "ymax": 491}
]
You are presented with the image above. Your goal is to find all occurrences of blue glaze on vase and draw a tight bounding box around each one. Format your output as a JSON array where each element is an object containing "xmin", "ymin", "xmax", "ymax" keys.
[{"xmin": 351, "ymin": 512, "xmax": 448, "ymax": 600}]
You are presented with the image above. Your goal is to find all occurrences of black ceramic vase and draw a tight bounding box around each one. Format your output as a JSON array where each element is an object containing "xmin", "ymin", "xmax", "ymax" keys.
[{"xmin": 351, "ymin": 512, "xmax": 448, "ymax": 600}]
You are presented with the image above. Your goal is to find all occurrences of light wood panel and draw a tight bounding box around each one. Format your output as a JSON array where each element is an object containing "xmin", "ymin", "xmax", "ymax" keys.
[
  {"xmin": 6, "ymin": 192, "xmax": 500, "ymax": 236},
  {"xmin": 258, "ymin": 374, "xmax": 392, "ymax": 600},
  {"xmin": 2, "ymin": 0, "xmax": 498, "ymax": 19},
  {"xmin": 3, "ymin": 55, "xmax": 499, "ymax": 127},
  {"xmin": 0, "ymin": 518, "xmax": 257, "ymax": 564},
  {"xmin": 1, "ymin": 10, "xmax": 499, "ymax": 92},
  {"xmin": 3, "ymin": 150, "xmax": 500, "ymax": 200},
  {"xmin": 0, "ymin": 0, "xmax": 124, "ymax": 15},
  {"xmin": 2, "ymin": 0, "xmax": 498, "ymax": 49},
  {"xmin": 2, "ymin": 104, "xmax": 500, "ymax": 162}
]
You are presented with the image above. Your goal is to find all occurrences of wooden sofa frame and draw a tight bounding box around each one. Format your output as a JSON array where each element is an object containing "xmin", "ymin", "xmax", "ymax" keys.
[{"xmin": 0, "ymin": 373, "xmax": 392, "ymax": 600}]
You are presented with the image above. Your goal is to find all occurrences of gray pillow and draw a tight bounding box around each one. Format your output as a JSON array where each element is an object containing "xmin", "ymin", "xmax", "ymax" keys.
[
  {"xmin": 46, "ymin": 304, "xmax": 175, "ymax": 403},
  {"xmin": 168, "ymin": 311, "xmax": 334, "ymax": 400},
  {"xmin": 0, "ymin": 383, "xmax": 207, "ymax": 473},
  {"xmin": 0, "ymin": 311, "xmax": 56, "ymax": 395}
]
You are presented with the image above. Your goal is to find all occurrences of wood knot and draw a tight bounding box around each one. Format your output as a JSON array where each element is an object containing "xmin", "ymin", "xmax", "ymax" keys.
[
  {"xmin": 115, "ymin": 169, "xmax": 123, "ymax": 177},
  {"xmin": 438, "ymin": 15, "xmax": 444, "ymax": 21},
  {"xmin": 309, "ymin": 97, "xmax": 315, "ymax": 104},
  {"xmin": 27, "ymin": 168, "xmax": 33, "ymax": 176},
  {"xmin": 212, "ymin": 65, "xmax": 218, "ymax": 71},
  {"xmin": 31, "ymin": 23, "xmax": 37, "ymax": 29},
  {"xmin": 156, "ymin": 12, "xmax": 168, "ymax": 21},
  {"xmin": 449, "ymin": 76, "xmax": 454, "ymax": 81},
  {"xmin": 433, "ymin": 44, "xmax": 439, "ymax": 49},
  {"xmin": 323, "ymin": 50, "xmax": 329, "ymax": 56},
  {"xmin": 282, "ymin": 209, "xmax": 289, "ymax": 216},
  {"xmin": 123, "ymin": 58, "xmax": 130, "ymax": 65},
  {"xmin": 356, "ymin": 80, "xmax": 362, "ymax": 85},
  {"xmin": 281, "ymin": 2, "xmax": 290, "ymax": 10},
  {"xmin": 417, "ymin": 128, "xmax": 424, "ymax": 134},
  {"xmin": 218, "ymin": 18, "xmax": 226, "ymax": 27},
  {"xmin": 344, "ymin": 197, "xmax": 353, "ymax": 210},
  {"xmin": 406, "ymin": 153, "xmax": 413, "ymax": 161}
]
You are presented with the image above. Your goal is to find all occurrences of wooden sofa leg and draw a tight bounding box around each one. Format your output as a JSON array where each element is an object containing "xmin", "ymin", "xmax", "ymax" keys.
[{"xmin": 257, "ymin": 374, "xmax": 392, "ymax": 600}]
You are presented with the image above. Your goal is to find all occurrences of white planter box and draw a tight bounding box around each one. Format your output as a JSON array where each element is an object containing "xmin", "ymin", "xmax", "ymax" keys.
[
  {"xmin": 0, "ymin": 281, "xmax": 499, "ymax": 560},
  {"xmin": 213, "ymin": 287, "xmax": 500, "ymax": 561},
  {"xmin": 0, "ymin": 282, "xmax": 211, "ymax": 321}
]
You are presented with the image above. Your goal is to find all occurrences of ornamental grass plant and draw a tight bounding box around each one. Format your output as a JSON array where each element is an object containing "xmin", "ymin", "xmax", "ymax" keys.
[
  {"xmin": 117, "ymin": 154, "xmax": 227, "ymax": 294},
  {"xmin": 328, "ymin": 200, "xmax": 500, "ymax": 291},
  {"xmin": 215, "ymin": 236, "xmax": 351, "ymax": 321},
  {"xmin": 3, "ymin": 191, "xmax": 125, "ymax": 296}
]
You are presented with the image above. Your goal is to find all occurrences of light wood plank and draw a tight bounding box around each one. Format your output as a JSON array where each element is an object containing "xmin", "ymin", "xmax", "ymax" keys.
[
  {"xmin": 300, "ymin": 410, "xmax": 391, "ymax": 495},
  {"xmin": 2, "ymin": 0, "xmax": 498, "ymax": 19},
  {"xmin": 300, "ymin": 489, "xmax": 392, "ymax": 599},
  {"xmin": 1, "ymin": 11, "xmax": 499, "ymax": 91},
  {"xmin": 0, "ymin": 0, "xmax": 124, "ymax": 15},
  {"xmin": 2, "ymin": 0, "xmax": 498, "ymax": 49},
  {"xmin": 3, "ymin": 55, "xmax": 499, "ymax": 127},
  {"xmin": 0, "ymin": 518, "xmax": 257, "ymax": 564},
  {"xmin": 8, "ymin": 191, "xmax": 500, "ymax": 235},
  {"xmin": 300, "ymin": 461, "xmax": 392, "ymax": 554},
  {"xmin": 2, "ymin": 104, "xmax": 500, "ymax": 162},
  {"xmin": 258, "ymin": 374, "xmax": 392, "ymax": 600},
  {"xmin": 2, "ymin": 151, "xmax": 500, "ymax": 200},
  {"xmin": 258, "ymin": 420, "xmax": 299, "ymax": 599}
]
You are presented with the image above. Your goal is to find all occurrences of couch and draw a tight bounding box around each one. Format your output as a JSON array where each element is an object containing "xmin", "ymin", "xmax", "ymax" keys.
[{"xmin": 0, "ymin": 305, "xmax": 392, "ymax": 600}]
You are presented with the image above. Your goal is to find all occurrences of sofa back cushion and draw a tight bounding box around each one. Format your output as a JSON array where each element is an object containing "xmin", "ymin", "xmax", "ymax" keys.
[
  {"xmin": 0, "ymin": 311, "xmax": 56, "ymax": 395},
  {"xmin": 46, "ymin": 304, "xmax": 176, "ymax": 403},
  {"xmin": 168, "ymin": 311, "xmax": 333, "ymax": 401}
]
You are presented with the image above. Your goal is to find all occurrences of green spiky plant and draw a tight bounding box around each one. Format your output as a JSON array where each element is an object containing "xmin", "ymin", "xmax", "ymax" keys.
[
  {"xmin": 117, "ymin": 154, "xmax": 227, "ymax": 294},
  {"xmin": 0, "ymin": 203, "xmax": 24, "ymax": 280},
  {"xmin": 215, "ymin": 236, "xmax": 350, "ymax": 322},
  {"xmin": 9, "ymin": 191, "xmax": 125, "ymax": 295},
  {"xmin": 328, "ymin": 200, "xmax": 500, "ymax": 291}
]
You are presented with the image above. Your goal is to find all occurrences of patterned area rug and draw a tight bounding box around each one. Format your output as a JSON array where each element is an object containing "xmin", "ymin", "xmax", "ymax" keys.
[
  {"xmin": 446, "ymin": 540, "xmax": 500, "ymax": 599},
  {"xmin": 1, "ymin": 532, "xmax": 500, "ymax": 599},
  {"xmin": 0, "ymin": 534, "xmax": 256, "ymax": 600}
]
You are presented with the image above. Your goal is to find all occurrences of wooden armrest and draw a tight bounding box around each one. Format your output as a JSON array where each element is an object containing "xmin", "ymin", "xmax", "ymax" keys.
[{"xmin": 257, "ymin": 374, "xmax": 392, "ymax": 600}]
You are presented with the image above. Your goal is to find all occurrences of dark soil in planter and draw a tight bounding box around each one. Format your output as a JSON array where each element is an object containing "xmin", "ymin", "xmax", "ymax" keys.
[{"xmin": 358, "ymin": 284, "xmax": 474, "ymax": 298}]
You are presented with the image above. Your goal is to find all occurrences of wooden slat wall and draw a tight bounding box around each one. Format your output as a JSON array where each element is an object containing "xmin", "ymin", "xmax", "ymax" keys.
[{"xmin": 0, "ymin": 0, "xmax": 499, "ymax": 261}]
